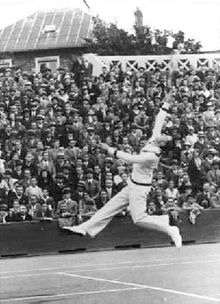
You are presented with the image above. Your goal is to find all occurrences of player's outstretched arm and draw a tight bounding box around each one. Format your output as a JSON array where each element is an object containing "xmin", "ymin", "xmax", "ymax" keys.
[{"xmin": 99, "ymin": 143, "xmax": 157, "ymax": 164}]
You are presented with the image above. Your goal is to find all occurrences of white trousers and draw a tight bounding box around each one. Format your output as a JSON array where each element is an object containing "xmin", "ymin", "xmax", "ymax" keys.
[{"xmin": 79, "ymin": 179, "xmax": 171, "ymax": 237}]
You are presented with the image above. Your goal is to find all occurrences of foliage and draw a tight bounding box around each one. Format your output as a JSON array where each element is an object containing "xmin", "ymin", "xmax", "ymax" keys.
[{"xmin": 84, "ymin": 16, "xmax": 202, "ymax": 55}]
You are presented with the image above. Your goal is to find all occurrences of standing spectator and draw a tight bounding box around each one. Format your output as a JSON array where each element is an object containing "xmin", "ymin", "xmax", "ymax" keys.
[{"xmin": 196, "ymin": 182, "xmax": 212, "ymax": 208}]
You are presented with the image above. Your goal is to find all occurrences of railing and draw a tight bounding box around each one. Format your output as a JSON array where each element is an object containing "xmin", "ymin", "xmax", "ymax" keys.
[
  {"xmin": 1, "ymin": 209, "xmax": 220, "ymax": 257},
  {"xmin": 84, "ymin": 53, "xmax": 220, "ymax": 76}
]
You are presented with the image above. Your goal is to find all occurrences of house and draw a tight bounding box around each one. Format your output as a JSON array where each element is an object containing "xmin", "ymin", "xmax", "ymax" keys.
[{"xmin": 0, "ymin": 8, "xmax": 93, "ymax": 72}]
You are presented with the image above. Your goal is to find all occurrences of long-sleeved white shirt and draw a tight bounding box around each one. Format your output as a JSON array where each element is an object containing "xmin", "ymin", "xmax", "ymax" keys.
[{"xmin": 114, "ymin": 105, "xmax": 169, "ymax": 184}]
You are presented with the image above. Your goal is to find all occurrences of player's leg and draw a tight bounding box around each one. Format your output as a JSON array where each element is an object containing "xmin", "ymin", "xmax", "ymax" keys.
[
  {"xmin": 128, "ymin": 182, "xmax": 182, "ymax": 247},
  {"xmin": 62, "ymin": 186, "xmax": 129, "ymax": 237}
]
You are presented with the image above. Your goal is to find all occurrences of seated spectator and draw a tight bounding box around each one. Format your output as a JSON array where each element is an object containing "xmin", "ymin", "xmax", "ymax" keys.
[
  {"xmin": 22, "ymin": 151, "xmax": 38, "ymax": 177},
  {"xmin": 104, "ymin": 178, "xmax": 118, "ymax": 200},
  {"xmin": 155, "ymin": 170, "xmax": 168, "ymax": 190},
  {"xmin": 147, "ymin": 201, "xmax": 163, "ymax": 215},
  {"xmin": 84, "ymin": 168, "xmax": 101, "ymax": 200},
  {"xmin": 0, "ymin": 168, "xmax": 17, "ymax": 194},
  {"xmin": 201, "ymin": 148, "xmax": 218, "ymax": 174},
  {"xmin": 38, "ymin": 150, "xmax": 55, "ymax": 176},
  {"xmin": 95, "ymin": 189, "xmax": 109, "ymax": 209},
  {"xmin": 11, "ymin": 159, "xmax": 23, "ymax": 180},
  {"xmin": 34, "ymin": 202, "xmax": 53, "ymax": 219},
  {"xmin": 28, "ymin": 195, "xmax": 41, "ymax": 218},
  {"xmin": 25, "ymin": 176, "xmax": 43, "ymax": 199},
  {"xmin": 165, "ymin": 180, "xmax": 179, "ymax": 200},
  {"xmin": 55, "ymin": 201, "xmax": 77, "ymax": 228},
  {"xmin": 7, "ymin": 183, "xmax": 29, "ymax": 208},
  {"xmin": 180, "ymin": 141, "xmax": 193, "ymax": 167},
  {"xmin": 0, "ymin": 203, "xmax": 8, "ymax": 223},
  {"xmin": 39, "ymin": 188, "xmax": 55, "ymax": 210},
  {"xmin": 57, "ymin": 187, "xmax": 78, "ymax": 215},
  {"xmin": 116, "ymin": 172, "xmax": 128, "ymax": 192},
  {"xmin": 182, "ymin": 195, "xmax": 204, "ymax": 224},
  {"xmin": 5, "ymin": 199, "xmax": 21, "ymax": 222},
  {"xmin": 207, "ymin": 159, "xmax": 220, "ymax": 187},
  {"xmin": 37, "ymin": 170, "xmax": 54, "ymax": 193},
  {"xmin": 17, "ymin": 204, "xmax": 32, "ymax": 221},
  {"xmin": 78, "ymin": 191, "xmax": 97, "ymax": 223},
  {"xmin": 161, "ymin": 197, "xmax": 181, "ymax": 225}
]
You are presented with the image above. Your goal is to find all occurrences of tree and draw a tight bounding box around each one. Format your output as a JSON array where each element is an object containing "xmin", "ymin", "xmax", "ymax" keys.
[{"xmin": 84, "ymin": 16, "xmax": 202, "ymax": 55}]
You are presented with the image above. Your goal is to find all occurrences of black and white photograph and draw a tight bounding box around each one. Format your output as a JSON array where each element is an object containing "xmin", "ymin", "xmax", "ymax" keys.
[{"xmin": 0, "ymin": 0, "xmax": 220, "ymax": 303}]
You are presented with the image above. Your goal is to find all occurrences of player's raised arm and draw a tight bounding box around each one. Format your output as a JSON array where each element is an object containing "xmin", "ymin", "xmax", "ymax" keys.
[{"xmin": 149, "ymin": 93, "xmax": 171, "ymax": 142}]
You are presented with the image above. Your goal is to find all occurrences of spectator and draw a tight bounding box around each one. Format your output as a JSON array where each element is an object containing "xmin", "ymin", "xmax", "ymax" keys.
[
  {"xmin": 182, "ymin": 195, "xmax": 203, "ymax": 224},
  {"xmin": 35, "ymin": 202, "xmax": 53, "ymax": 219},
  {"xmin": 17, "ymin": 204, "xmax": 32, "ymax": 221},
  {"xmin": 0, "ymin": 203, "xmax": 8, "ymax": 223},
  {"xmin": 25, "ymin": 176, "xmax": 43, "ymax": 199},
  {"xmin": 196, "ymin": 182, "xmax": 212, "ymax": 208},
  {"xmin": 84, "ymin": 168, "xmax": 101, "ymax": 200},
  {"xmin": 57, "ymin": 187, "xmax": 78, "ymax": 215},
  {"xmin": 165, "ymin": 180, "xmax": 179, "ymax": 200},
  {"xmin": 7, "ymin": 183, "xmax": 29, "ymax": 208},
  {"xmin": 78, "ymin": 191, "xmax": 97, "ymax": 223}
]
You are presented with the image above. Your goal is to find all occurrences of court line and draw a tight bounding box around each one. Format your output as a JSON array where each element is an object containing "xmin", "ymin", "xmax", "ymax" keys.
[
  {"xmin": 1, "ymin": 253, "xmax": 220, "ymax": 275},
  {"xmin": 0, "ymin": 287, "xmax": 143, "ymax": 303},
  {"xmin": 1, "ymin": 257, "xmax": 220, "ymax": 279},
  {"xmin": 58, "ymin": 272, "xmax": 220, "ymax": 302}
]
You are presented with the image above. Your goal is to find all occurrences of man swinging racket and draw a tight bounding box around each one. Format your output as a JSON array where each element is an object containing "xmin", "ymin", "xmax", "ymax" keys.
[{"xmin": 62, "ymin": 95, "xmax": 182, "ymax": 248}]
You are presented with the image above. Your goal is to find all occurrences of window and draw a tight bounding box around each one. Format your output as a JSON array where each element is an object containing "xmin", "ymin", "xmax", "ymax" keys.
[{"xmin": 35, "ymin": 56, "xmax": 60, "ymax": 73}]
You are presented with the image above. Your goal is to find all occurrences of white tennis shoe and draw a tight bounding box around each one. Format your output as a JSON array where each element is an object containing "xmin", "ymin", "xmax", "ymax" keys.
[
  {"xmin": 169, "ymin": 226, "xmax": 182, "ymax": 248},
  {"xmin": 62, "ymin": 226, "xmax": 86, "ymax": 236}
]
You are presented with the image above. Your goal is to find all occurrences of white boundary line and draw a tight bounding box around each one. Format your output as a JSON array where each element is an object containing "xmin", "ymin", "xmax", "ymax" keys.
[
  {"xmin": 1, "ymin": 253, "xmax": 220, "ymax": 275},
  {"xmin": 58, "ymin": 272, "xmax": 220, "ymax": 303},
  {"xmin": 1, "ymin": 257, "xmax": 220, "ymax": 279},
  {"xmin": 0, "ymin": 287, "xmax": 143, "ymax": 303}
]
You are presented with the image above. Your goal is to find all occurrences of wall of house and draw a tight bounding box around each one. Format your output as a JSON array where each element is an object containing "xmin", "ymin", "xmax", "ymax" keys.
[{"xmin": 0, "ymin": 47, "xmax": 85, "ymax": 72}]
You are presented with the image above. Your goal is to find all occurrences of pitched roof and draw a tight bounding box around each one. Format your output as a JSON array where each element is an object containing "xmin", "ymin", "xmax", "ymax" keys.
[{"xmin": 0, "ymin": 8, "xmax": 93, "ymax": 53}]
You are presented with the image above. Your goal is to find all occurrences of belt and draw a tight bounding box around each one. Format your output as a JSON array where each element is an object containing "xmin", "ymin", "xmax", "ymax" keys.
[{"xmin": 130, "ymin": 177, "xmax": 152, "ymax": 187}]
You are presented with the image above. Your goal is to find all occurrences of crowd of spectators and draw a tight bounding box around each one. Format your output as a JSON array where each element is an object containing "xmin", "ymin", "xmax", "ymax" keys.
[{"xmin": 0, "ymin": 56, "xmax": 220, "ymax": 226}]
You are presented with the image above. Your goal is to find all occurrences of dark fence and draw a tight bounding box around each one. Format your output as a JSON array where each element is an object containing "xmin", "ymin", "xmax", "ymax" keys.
[{"xmin": 0, "ymin": 209, "xmax": 220, "ymax": 258}]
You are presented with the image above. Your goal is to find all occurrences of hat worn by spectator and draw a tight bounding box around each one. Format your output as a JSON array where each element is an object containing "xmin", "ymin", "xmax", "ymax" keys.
[
  {"xmin": 198, "ymin": 131, "xmax": 205, "ymax": 137},
  {"xmin": 184, "ymin": 141, "xmax": 192, "ymax": 146},
  {"xmin": 62, "ymin": 187, "xmax": 71, "ymax": 194},
  {"xmin": 212, "ymin": 159, "xmax": 219, "ymax": 165},
  {"xmin": 77, "ymin": 181, "xmax": 85, "ymax": 188},
  {"xmin": 105, "ymin": 157, "xmax": 113, "ymax": 164},
  {"xmin": 4, "ymin": 169, "xmax": 12, "ymax": 175},
  {"xmin": 0, "ymin": 204, "xmax": 8, "ymax": 211},
  {"xmin": 207, "ymin": 148, "xmax": 218, "ymax": 156},
  {"xmin": 172, "ymin": 159, "xmax": 179, "ymax": 165},
  {"xmin": 15, "ymin": 159, "xmax": 23, "ymax": 167},
  {"xmin": 86, "ymin": 168, "xmax": 94, "ymax": 175}
]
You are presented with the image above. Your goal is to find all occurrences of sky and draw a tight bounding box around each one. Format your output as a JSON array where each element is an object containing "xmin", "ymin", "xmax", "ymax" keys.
[{"xmin": 0, "ymin": 0, "xmax": 219, "ymax": 51}]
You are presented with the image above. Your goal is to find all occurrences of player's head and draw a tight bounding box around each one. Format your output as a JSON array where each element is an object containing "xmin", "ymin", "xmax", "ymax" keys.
[{"xmin": 141, "ymin": 134, "xmax": 172, "ymax": 153}]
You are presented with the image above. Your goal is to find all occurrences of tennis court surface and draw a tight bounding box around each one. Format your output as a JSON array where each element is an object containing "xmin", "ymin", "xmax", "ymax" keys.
[{"xmin": 1, "ymin": 243, "xmax": 220, "ymax": 304}]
